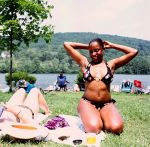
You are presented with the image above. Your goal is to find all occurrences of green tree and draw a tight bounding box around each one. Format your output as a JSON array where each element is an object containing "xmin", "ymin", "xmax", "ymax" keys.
[{"xmin": 0, "ymin": 0, "xmax": 54, "ymax": 91}]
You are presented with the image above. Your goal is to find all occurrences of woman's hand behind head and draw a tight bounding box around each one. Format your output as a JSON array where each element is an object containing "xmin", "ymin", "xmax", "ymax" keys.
[{"xmin": 103, "ymin": 41, "xmax": 113, "ymax": 49}]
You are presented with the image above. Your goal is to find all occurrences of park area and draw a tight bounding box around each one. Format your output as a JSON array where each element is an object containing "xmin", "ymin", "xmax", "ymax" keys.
[{"xmin": 0, "ymin": 91, "xmax": 150, "ymax": 147}]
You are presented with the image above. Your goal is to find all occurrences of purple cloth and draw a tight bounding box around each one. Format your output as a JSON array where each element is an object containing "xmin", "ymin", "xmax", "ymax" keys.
[{"xmin": 44, "ymin": 116, "xmax": 70, "ymax": 130}]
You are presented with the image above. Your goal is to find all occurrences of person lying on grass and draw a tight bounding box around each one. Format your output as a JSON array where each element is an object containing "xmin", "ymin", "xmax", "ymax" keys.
[
  {"xmin": 0, "ymin": 87, "xmax": 50, "ymax": 124},
  {"xmin": 64, "ymin": 38, "xmax": 138, "ymax": 134}
]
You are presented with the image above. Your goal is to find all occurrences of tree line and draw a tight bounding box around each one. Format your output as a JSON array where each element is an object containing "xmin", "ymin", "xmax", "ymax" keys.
[{"xmin": 0, "ymin": 32, "xmax": 150, "ymax": 74}]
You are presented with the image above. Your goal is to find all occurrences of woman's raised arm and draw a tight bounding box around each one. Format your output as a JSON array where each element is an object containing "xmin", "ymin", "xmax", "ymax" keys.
[
  {"xmin": 64, "ymin": 42, "xmax": 89, "ymax": 66},
  {"xmin": 104, "ymin": 41, "xmax": 138, "ymax": 69}
]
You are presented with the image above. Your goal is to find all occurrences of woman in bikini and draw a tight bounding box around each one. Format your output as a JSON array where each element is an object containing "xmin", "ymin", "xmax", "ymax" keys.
[
  {"xmin": 64, "ymin": 38, "xmax": 138, "ymax": 134},
  {"xmin": 1, "ymin": 87, "xmax": 50, "ymax": 124}
]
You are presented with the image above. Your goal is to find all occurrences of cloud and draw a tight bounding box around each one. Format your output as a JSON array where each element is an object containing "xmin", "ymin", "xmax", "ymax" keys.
[
  {"xmin": 51, "ymin": 0, "xmax": 142, "ymax": 27},
  {"xmin": 49, "ymin": 0, "xmax": 149, "ymax": 40}
]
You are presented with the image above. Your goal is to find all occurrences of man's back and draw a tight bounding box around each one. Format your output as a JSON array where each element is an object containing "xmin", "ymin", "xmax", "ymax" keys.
[{"xmin": 57, "ymin": 75, "xmax": 66, "ymax": 86}]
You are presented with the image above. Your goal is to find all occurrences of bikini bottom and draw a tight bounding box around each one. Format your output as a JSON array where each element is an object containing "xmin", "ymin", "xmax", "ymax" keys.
[
  {"xmin": 18, "ymin": 105, "xmax": 34, "ymax": 119},
  {"xmin": 82, "ymin": 97, "xmax": 116, "ymax": 110}
]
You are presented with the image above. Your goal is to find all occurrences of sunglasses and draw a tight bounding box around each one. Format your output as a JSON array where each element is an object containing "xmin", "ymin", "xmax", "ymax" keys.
[{"xmin": 72, "ymin": 139, "xmax": 83, "ymax": 145}]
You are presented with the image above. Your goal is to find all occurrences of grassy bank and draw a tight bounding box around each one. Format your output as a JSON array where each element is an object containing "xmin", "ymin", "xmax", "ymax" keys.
[{"xmin": 0, "ymin": 91, "xmax": 150, "ymax": 147}]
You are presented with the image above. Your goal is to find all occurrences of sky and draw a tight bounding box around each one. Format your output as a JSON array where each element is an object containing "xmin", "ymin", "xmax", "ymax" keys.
[{"xmin": 48, "ymin": 0, "xmax": 150, "ymax": 41}]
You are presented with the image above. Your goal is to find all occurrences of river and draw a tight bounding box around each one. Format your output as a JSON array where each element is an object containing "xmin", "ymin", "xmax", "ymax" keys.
[{"xmin": 0, "ymin": 73, "xmax": 150, "ymax": 89}]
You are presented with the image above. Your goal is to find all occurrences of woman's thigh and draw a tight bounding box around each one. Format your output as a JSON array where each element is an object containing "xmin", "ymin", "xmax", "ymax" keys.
[
  {"xmin": 7, "ymin": 88, "xmax": 26, "ymax": 105},
  {"xmin": 23, "ymin": 88, "xmax": 39, "ymax": 114},
  {"xmin": 77, "ymin": 99, "xmax": 103, "ymax": 133},
  {"xmin": 100, "ymin": 103, "xmax": 123, "ymax": 134}
]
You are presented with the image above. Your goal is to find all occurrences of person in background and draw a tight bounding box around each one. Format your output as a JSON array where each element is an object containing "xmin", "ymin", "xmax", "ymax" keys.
[
  {"xmin": 16, "ymin": 79, "xmax": 35, "ymax": 93},
  {"xmin": 64, "ymin": 38, "xmax": 138, "ymax": 134},
  {"xmin": 56, "ymin": 73, "xmax": 69, "ymax": 91}
]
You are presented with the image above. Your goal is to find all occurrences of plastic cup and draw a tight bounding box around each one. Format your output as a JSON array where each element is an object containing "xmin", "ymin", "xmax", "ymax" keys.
[{"xmin": 85, "ymin": 133, "xmax": 100, "ymax": 147}]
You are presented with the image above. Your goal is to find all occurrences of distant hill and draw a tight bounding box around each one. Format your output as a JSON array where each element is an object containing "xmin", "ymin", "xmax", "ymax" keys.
[
  {"xmin": 51, "ymin": 32, "xmax": 150, "ymax": 55},
  {"xmin": 0, "ymin": 32, "xmax": 150, "ymax": 74}
]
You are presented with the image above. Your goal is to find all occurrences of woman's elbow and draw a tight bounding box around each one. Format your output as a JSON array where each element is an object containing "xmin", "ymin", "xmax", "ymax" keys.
[
  {"xmin": 64, "ymin": 42, "xmax": 67, "ymax": 46},
  {"xmin": 133, "ymin": 49, "xmax": 139, "ymax": 56},
  {"xmin": 131, "ymin": 48, "xmax": 138, "ymax": 57},
  {"xmin": 64, "ymin": 42, "xmax": 70, "ymax": 48}
]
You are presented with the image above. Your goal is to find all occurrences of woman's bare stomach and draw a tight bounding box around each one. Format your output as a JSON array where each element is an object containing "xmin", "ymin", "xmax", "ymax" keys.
[{"xmin": 83, "ymin": 81, "xmax": 112, "ymax": 103}]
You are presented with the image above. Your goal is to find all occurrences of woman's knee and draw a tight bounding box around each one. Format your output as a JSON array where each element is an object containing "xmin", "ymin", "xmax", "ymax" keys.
[
  {"xmin": 29, "ymin": 87, "xmax": 39, "ymax": 93},
  {"xmin": 85, "ymin": 119, "xmax": 103, "ymax": 133},
  {"xmin": 16, "ymin": 88, "xmax": 26, "ymax": 94},
  {"xmin": 106, "ymin": 121, "xmax": 124, "ymax": 134}
]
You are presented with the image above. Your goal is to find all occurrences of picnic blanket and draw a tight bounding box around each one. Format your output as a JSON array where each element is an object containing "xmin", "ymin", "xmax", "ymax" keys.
[
  {"xmin": 0, "ymin": 114, "xmax": 106, "ymax": 146},
  {"xmin": 44, "ymin": 115, "xmax": 106, "ymax": 146}
]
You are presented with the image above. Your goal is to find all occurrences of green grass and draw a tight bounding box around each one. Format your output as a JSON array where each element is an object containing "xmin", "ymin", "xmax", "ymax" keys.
[{"xmin": 0, "ymin": 91, "xmax": 150, "ymax": 147}]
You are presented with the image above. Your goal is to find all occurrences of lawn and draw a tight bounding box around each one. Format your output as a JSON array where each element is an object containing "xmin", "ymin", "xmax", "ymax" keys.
[{"xmin": 0, "ymin": 91, "xmax": 150, "ymax": 147}]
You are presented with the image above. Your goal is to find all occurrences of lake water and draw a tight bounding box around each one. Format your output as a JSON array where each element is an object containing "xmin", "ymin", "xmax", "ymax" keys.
[{"xmin": 0, "ymin": 73, "xmax": 150, "ymax": 89}]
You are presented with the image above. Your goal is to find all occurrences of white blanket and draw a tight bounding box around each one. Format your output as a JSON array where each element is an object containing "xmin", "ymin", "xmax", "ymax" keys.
[
  {"xmin": 44, "ymin": 115, "xmax": 106, "ymax": 146},
  {"xmin": 0, "ymin": 114, "xmax": 106, "ymax": 146}
]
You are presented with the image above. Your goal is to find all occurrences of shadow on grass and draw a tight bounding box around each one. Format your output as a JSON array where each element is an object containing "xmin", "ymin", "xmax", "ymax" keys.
[{"xmin": 0, "ymin": 135, "xmax": 42, "ymax": 145}]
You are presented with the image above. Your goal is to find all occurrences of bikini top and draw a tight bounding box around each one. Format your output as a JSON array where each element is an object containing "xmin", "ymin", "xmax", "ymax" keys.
[{"xmin": 83, "ymin": 61, "xmax": 113, "ymax": 84}]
